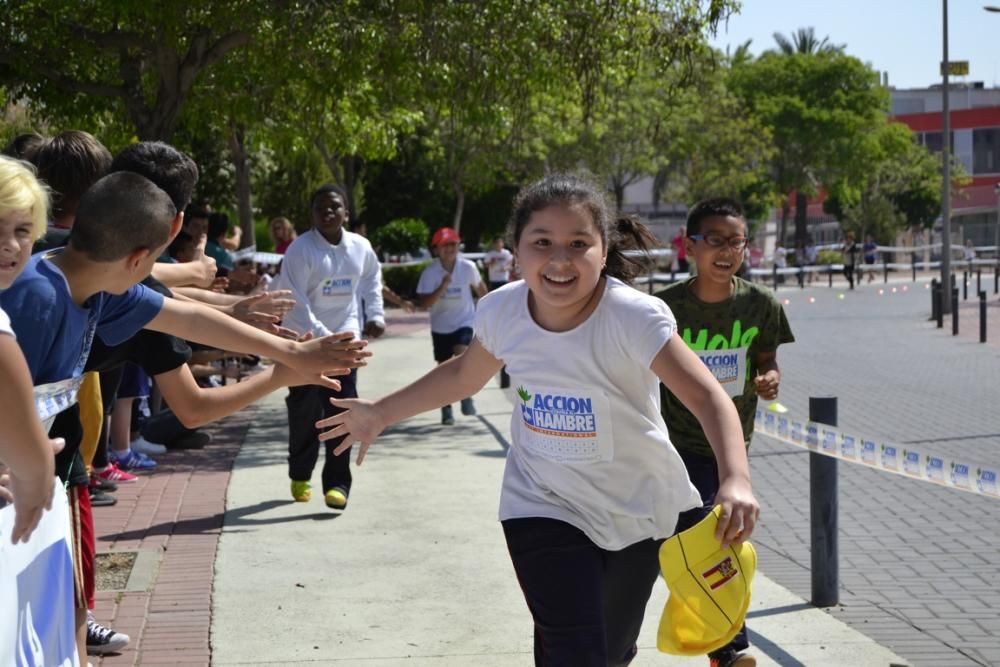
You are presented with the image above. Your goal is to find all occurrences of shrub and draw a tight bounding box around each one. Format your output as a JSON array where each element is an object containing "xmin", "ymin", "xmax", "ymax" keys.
[{"xmin": 372, "ymin": 218, "xmax": 429, "ymax": 257}]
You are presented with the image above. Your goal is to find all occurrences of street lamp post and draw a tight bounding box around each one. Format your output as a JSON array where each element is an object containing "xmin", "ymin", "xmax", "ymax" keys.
[{"xmin": 941, "ymin": 0, "xmax": 952, "ymax": 314}]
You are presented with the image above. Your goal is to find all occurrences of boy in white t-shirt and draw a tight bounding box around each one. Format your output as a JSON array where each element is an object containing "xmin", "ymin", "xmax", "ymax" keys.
[
  {"xmin": 416, "ymin": 227, "xmax": 486, "ymax": 424},
  {"xmin": 483, "ymin": 236, "xmax": 514, "ymax": 291}
]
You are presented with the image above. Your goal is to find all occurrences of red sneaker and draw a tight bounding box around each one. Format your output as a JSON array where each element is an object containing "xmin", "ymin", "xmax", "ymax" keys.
[{"xmin": 93, "ymin": 462, "xmax": 138, "ymax": 484}]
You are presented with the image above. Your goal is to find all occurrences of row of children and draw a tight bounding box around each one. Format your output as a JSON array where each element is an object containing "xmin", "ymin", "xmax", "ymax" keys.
[{"xmin": 0, "ymin": 132, "xmax": 371, "ymax": 665}]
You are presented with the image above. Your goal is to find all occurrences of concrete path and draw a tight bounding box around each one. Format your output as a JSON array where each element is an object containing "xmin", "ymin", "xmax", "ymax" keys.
[{"xmin": 211, "ymin": 321, "xmax": 907, "ymax": 666}]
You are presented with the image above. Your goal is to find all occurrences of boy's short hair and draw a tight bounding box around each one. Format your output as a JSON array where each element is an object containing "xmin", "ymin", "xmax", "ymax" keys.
[
  {"xmin": 109, "ymin": 141, "xmax": 199, "ymax": 212},
  {"xmin": 2, "ymin": 133, "xmax": 46, "ymax": 162},
  {"xmin": 310, "ymin": 183, "xmax": 348, "ymax": 212},
  {"xmin": 33, "ymin": 130, "xmax": 112, "ymax": 218},
  {"xmin": 207, "ymin": 212, "xmax": 230, "ymax": 240},
  {"xmin": 70, "ymin": 172, "xmax": 176, "ymax": 262},
  {"xmin": 0, "ymin": 155, "xmax": 50, "ymax": 241},
  {"xmin": 685, "ymin": 197, "xmax": 746, "ymax": 237},
  {"xmin": 184, "ymin": 203, "xmax": 209, "ymax": 221}
]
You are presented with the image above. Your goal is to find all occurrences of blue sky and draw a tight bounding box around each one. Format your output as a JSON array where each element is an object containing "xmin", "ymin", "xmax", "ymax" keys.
[{"xmin": 710, "ymin": 0, "xmax": 1000, "ymax": 89}]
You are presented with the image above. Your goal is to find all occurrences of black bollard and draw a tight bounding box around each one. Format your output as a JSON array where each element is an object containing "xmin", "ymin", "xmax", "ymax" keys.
[
  {"xmin": 883, "ymin": 255, "xmax": 889, "ymax": 284},
  {"xmin": 828, "ymin": 264, "xmax": 833, "ymax": 288},
  {"xmin": 980, "ymin": 291, "xmax": 988, "ymax": 343},
  {"xmin": 994, "ymin": 264, "xmax": 998, "ymax": 294},
  {"xmin": 798, "ymin": 266, "xmax": 804, "ymax": 289},
  {"xmin": 963, "ymin": 271, "xmax": 968, "ymax": 301},
  {"xmin": 977, "ymin": 269, "xmax": 982, "ymax": 296},
  {"xmin": 933, "ymin": 280, "xmax": 942, "ymax": 328},
  {"xmin": 772, "ymin": 264, "xmax": 778, "ymax": 291},
  {"xmin": 912, "ymin": 253, "xmax": 917, "ymax": 282},
  {"xmin": 809, "ymin": 396, "xmax": 839, "ymax": 607},
  {"xmin": 952, "ymin": 287, "xmax": 960, "ymax": 335}
]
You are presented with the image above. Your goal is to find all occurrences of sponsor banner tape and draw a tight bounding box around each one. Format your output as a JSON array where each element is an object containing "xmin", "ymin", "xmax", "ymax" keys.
[{"xmin": 755, "ymin": 408, "xmax": 1000, "ymax": 498}]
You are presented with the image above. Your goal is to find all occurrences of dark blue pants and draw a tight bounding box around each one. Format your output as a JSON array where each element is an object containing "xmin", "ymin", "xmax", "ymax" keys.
[
  {"xmin": 674, "ymin": 449, "xmax": 750, "ymax": 657},
  {"xmin": 502, "ymin": 517, "xmax": 662, "ymax": 667},
  {"xmin": 286, "ymin": 369, "xmax": 357, "ymax": 494}
]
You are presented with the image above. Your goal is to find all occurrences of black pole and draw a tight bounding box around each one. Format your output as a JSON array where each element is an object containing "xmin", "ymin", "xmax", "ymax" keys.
[
  {"xmin": 828, "ymin": 264, "xmax": 832, "ymax": 288},
  {"xmin": 809, "ymin": 396, "xmax": 838, "ymax": 607},
  {"xmin": 994, "ymin": 263, "xmax": 998, "ymax": 294},
  {"xmin": 912, "ymin": 252, "xmax": 917, "ymax": 282},
  {"xmin": 977, "ymin": 269, "xmax": 981, "ymax": 295},
  {"xmin": 772, "ymin": 264, "xmax": 778, "ymax": 290},
  {"xmin": 798, "ymin": 266, "xmax": 805, "ymax": 289},
  {"xmin": 963, "ymin": 271, "xmax": 968, "ymax": 301},
  {"xmin": 883, "ymin": 254, "xmax": 889, "ymax": 284},
  {"xmin": 933, "ymin": 280, "xmax": 943, "ymax": 328},
  {"xmin": 952, "ymin": 287, "xmax": 960, "ymax": 335},
  {"xmin": 980, "ymin": 291, "xmax": 987, "ymax": 343}
]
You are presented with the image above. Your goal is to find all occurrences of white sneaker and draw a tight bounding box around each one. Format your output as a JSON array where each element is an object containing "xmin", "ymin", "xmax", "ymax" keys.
[{"xmin": 130, "ymin": 436, "xmax": 167, "ymax": 455}]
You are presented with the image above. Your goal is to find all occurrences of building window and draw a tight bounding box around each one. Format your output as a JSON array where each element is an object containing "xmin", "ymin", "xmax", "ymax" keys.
[
  {"xmin": 972, "ymin": 127, "xmax": 1000, "ymax": 174},
  {"xmin": 922, "ymin": 131, "xmax": 954, "ymax": 155}
]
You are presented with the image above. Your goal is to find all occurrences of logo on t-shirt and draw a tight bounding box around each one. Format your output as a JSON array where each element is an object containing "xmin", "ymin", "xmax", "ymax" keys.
[
  {"xmin": 517, "ymin": 386, "xmax": 596, "ymax": 438},
  {"xmin": 322, "ymin": 277, "xmax": 353, "ymax": 297}
]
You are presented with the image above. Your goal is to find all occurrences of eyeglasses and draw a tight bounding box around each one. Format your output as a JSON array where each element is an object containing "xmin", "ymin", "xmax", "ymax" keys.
[{"xmin": 688, "ymin": 234, "xmax": 749, "ymax": 251}]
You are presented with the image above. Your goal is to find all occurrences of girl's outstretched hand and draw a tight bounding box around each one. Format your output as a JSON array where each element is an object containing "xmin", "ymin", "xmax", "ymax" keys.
[
  {"xmin": 714, "ymin": 475, "xmax": 760, "ymax": 549},
  {"xmin": 316, "ymin": 398, "xmax": 386, "ymax": 465}
]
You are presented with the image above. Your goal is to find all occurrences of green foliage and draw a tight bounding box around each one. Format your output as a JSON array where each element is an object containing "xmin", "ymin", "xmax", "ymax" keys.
[
  {"xmin": 381, "ymin": 261, "xmax": 431, "ymax": 299},
  {"xmin": 372, "ymin": 218, "xmax": 430, "ymax": 257}
]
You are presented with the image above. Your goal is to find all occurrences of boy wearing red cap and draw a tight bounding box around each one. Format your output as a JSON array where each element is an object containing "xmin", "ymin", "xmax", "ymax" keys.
[{"xmin": 417, "ymin": 227, "xmax": 486, "ymax": 424}]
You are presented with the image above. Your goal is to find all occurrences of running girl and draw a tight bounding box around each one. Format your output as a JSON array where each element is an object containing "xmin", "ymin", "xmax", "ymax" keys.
[{"xmin": 317, "ymin": 174, "xmax": 759, "ymax": 666}]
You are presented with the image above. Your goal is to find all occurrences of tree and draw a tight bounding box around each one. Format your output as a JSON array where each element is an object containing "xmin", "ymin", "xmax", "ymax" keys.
[
  {"xmin": 0, "ymin": 3, "xmax": 260, "ymax": 141},
  {"xmin": 729, "ymin": 47, "xmax": 887, "ymax": 244}
]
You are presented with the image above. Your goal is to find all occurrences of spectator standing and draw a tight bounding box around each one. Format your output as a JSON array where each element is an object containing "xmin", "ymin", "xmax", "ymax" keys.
[
  {"xmin": 863, "ymin": 235, "xmax": 878, "ymax": 283},
  {"xmin": 269, "ymin": 216, "xmax": 297, "ymax": 254},
  {"xmin": 483, "ymin": 236, "xmax": 514, "ymax": 291},
  {"xmin": 842, "ymin": 232, "xmax": 859, "ymax": 290}
]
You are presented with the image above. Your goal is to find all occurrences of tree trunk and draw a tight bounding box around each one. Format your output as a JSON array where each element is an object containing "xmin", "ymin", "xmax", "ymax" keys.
[
  {"xmin": 795, "ymin": 191, "xmax": 809, "ymax": 245},
  {"xmin": 315, "ymin": 138, "xmax": 344, "ymax": 188},
  {"xmin": 341, "ymin": 155, "xmax": 363, "ymax": 221},
  {"xmin": 779, "ymin": 198, "xmax": 790, "ymax": 245},
  {"xmin": 612, "ymin": 179, "xmax": 625, "ymax": 212},
  {"xmin": 228, "ymin": 124, "xmax": 254, "ymax": 249},
  {"xmin": 452, "ymin": 180, "xmax": 466, "ymax": 233}
]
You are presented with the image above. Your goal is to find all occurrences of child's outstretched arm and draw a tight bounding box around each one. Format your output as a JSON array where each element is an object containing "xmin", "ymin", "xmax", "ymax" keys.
[
  {"xmin": 316, "ymin": 337, "xmax": 502, "ymax": 464},
  {"xmin": 651, "ymin": 332, "xmax": 760, "ymax": 547},
  {"xmin": 752, "ymin": 350, "xmax": 780, "ymax": 401},
  {"xmin": 146, "ymin": 298, "xmax": 371, "ymax": 386}
]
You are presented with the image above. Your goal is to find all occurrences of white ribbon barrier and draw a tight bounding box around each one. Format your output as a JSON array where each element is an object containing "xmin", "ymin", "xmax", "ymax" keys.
[
  {"xmin": 0, "ymin": 480, "xmax": 79, "ymax": 667},
  {"xmin": 755, "ymin": 407, "xmax": 1000, "ymax": 498}
]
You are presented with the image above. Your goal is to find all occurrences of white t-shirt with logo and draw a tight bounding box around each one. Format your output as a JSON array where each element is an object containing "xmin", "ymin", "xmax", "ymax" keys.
[
  {"xmin": 417, "ymin": 257, "xmax": 483, "ymax": 334},
  {"xmin": 273, "ymin": 229, "xmax": 384, "ymax": 338},
  {"xmin": 484, "ymin": 248, "xmax": 514, "ymax": 283},
  {"xmin": 475, "ymin": 278, "xmax": 701, "ymax": 550}
]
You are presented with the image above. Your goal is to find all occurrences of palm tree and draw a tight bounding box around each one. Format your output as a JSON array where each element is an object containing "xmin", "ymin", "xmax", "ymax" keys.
[{"xmin": 771, "ymin": 27, "xmax": 844, "ymax": 55}]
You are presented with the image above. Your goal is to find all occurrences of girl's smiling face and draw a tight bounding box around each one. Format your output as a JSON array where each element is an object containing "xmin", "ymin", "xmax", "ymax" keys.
[
  {"xmin": 0, "ymin": 209, "xmax": 35, "ymax": 289},
  {"xmin": 515, "ymin": 204, "xmax": 607, "ymax": 330}
]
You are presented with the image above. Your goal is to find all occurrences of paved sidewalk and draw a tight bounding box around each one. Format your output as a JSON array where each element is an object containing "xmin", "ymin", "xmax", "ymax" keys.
[{"xmin": 87, "ymin": 308, "xmax": 918, "ymax": 666}]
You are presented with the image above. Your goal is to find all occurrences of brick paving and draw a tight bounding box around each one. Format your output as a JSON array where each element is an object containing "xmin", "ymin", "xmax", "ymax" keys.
[{"xmin": 751, "ymin": 276, "xmax": 1000, "ymax": 667}]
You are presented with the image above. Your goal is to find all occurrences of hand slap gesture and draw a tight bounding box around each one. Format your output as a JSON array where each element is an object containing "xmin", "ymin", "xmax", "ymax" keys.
[{"xmin": 316, "ymin": 398, "xmax": 386, "ymax": 465}]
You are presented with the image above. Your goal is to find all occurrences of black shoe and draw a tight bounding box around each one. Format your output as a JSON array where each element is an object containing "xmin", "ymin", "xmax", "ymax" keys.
[
  {"xmin": 89, "ymin": 474, "xmax": 118, "ymax": 493},
  {"xmin": 441, "ymin": 405, "xmax": 455, "ymax": 425},
  {"xmin": 86, "ymin": 611, "xmax": 130, "ymax": 655},
  {"xmin": 460, "ymin": 397, "xmax": 476, "ymax": 416},
  {"xmin": 89, "ymin": 489, "xmax": 117, "ymax": 507},
  {"xmin": 499, "ymin": 367, "xmax": 510, "ymax": 389}
]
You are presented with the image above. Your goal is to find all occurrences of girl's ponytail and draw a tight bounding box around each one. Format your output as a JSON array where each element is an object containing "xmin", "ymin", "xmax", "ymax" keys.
[{"xmin": 604, "ymin": 214, "xmax": 659, "ymax": 284}]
